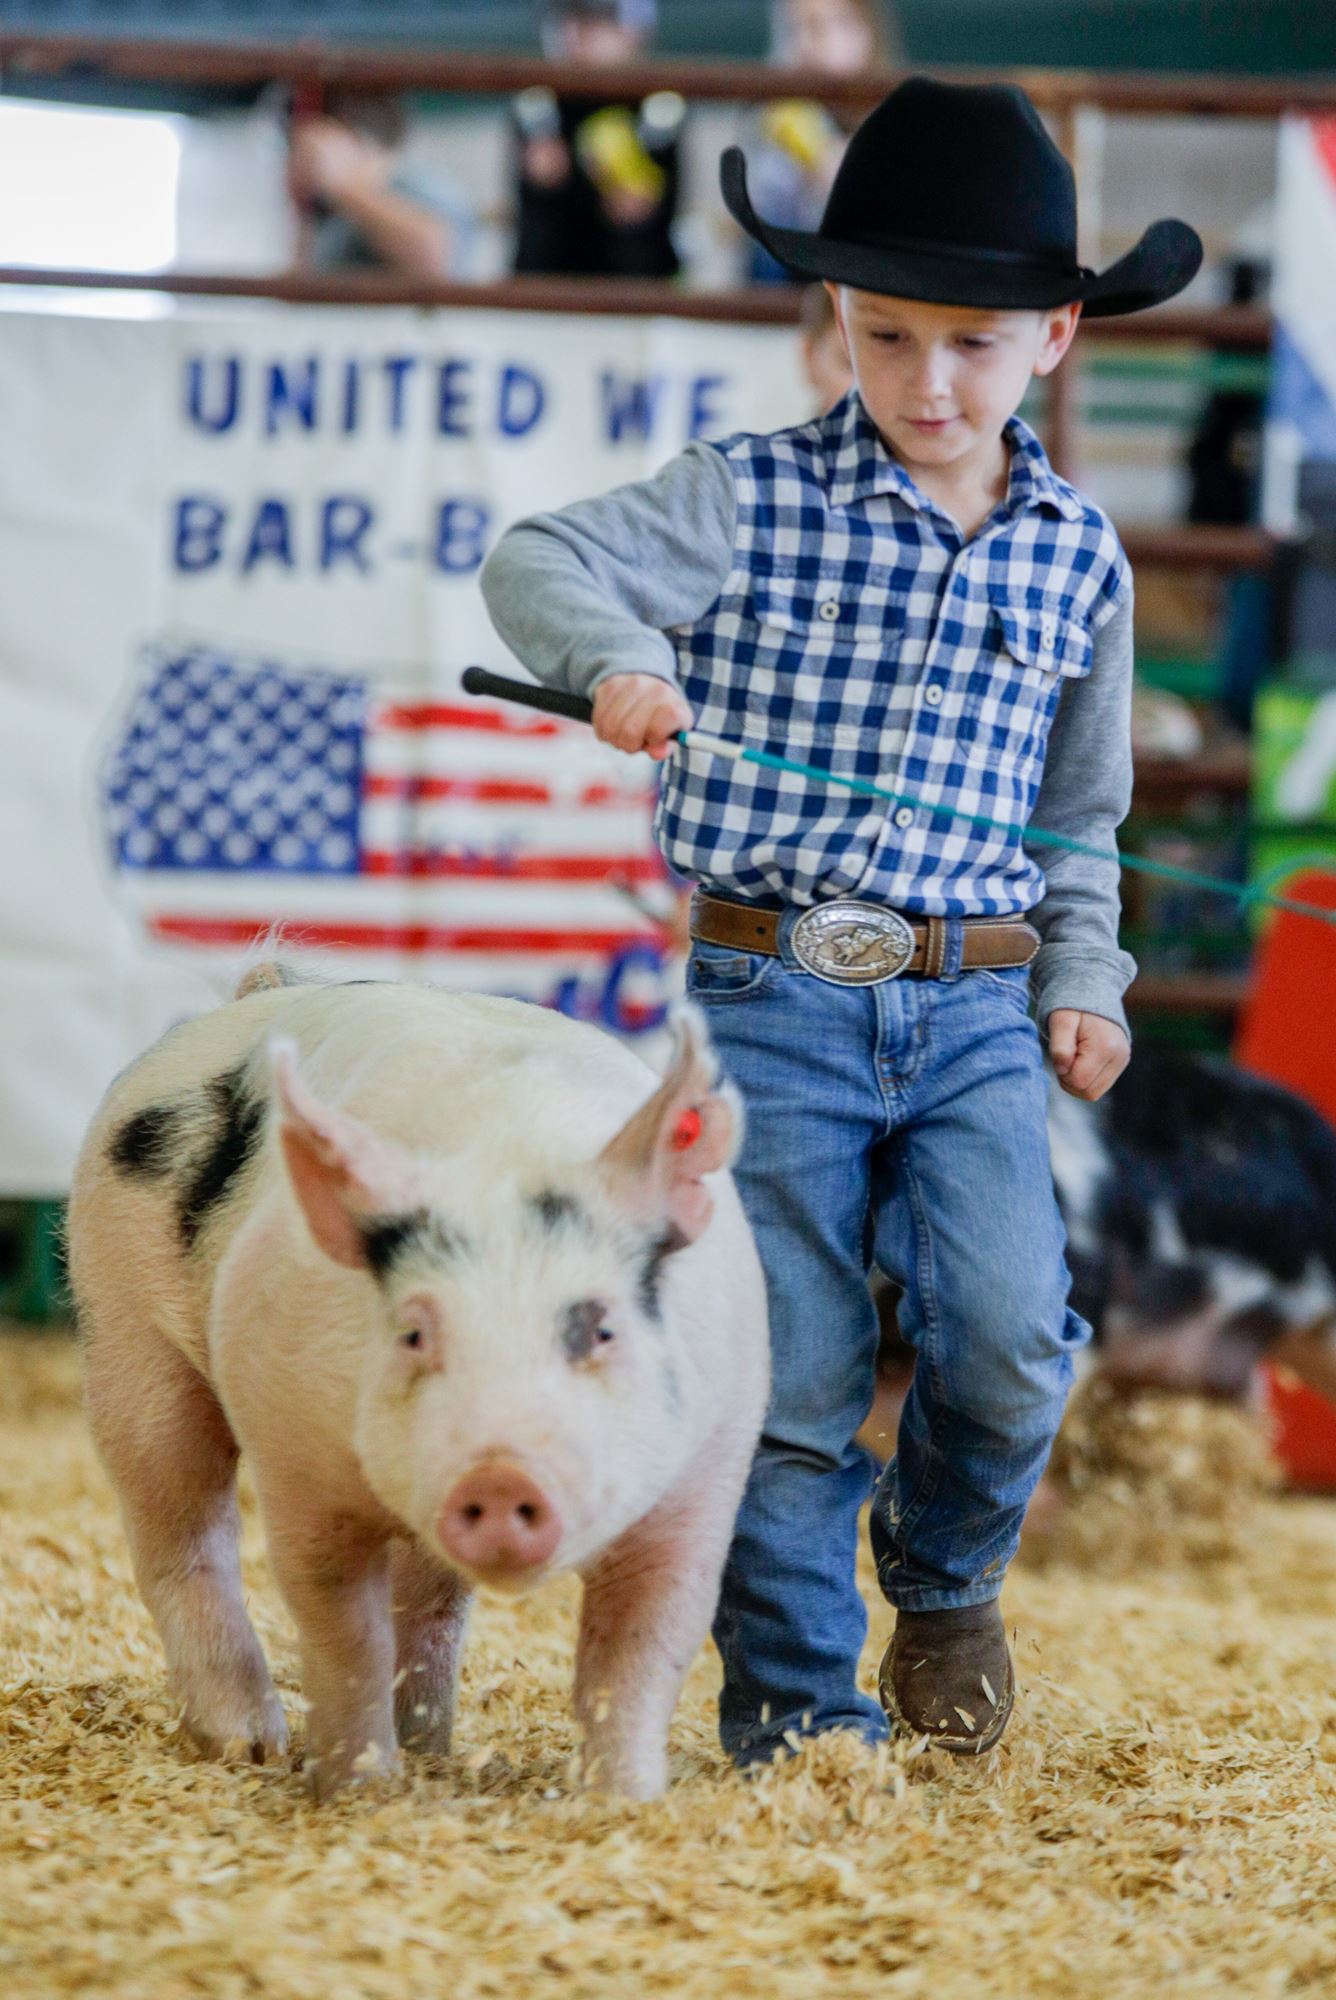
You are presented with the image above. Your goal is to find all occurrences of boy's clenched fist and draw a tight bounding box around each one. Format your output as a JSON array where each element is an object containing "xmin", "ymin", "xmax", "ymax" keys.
[
  {"xmin": 593, "ymin": 674, "xmax": 693, "ymax": 760},
  {"xmin": 1047, "ymin": 1009, "xmax": 1129, "ymax": 1101}
]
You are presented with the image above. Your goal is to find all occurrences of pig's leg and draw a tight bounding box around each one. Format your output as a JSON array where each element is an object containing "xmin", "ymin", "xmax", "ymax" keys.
[
  {"xmin": 261, "ymin": 1508, "xmax": 399, "ymax": 1801},
  {"xmin": 389, "ymin": 1539, "xmax": 472, "ymax": 1753},
  {"xmin": 84, "ymin": 1319, "xmax": 288, "ymax": 1762},
  {"xmin": 574, "ymin": 1458, "xmax": 744, "ymax": 1800}
]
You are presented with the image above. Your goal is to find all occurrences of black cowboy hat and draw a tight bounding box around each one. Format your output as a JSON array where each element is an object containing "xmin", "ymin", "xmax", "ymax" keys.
[{"xmin": 723, "ymin": 76, "xmax": 1202, "ymax": 318}]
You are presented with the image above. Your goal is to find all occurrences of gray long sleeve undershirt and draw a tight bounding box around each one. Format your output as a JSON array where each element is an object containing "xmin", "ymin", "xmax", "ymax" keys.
[{"xmin": 480, "ymin": 440, "xmax": 1137, "ymax": 1033}]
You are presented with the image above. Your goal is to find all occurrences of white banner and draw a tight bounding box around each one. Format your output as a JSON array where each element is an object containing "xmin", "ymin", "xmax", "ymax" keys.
[{"xmin": 0, "ymin": 300, "xmax": 806, "ymax": 1194}]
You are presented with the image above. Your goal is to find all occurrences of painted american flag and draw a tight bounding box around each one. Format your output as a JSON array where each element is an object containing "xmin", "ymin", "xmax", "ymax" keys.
[{"xmin": 101, "ymin": 647, "xmax": 671, "ymax": 1032}]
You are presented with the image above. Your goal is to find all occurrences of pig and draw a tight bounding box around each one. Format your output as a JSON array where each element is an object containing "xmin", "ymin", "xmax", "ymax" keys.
[
  {"xmin": 863, "ymin": 1048, "xmax": 1336, "ymax": 1456},
  {"xmin": 1047, "ymin": 1049, "xmax": 1336, "ymax": 1396},
  {"xmin": 67, "ymin": 973, "xmax": 769, "ymax": 1802}
]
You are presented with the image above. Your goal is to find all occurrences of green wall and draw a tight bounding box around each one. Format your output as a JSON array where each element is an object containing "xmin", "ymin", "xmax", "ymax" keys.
[{"xmin": 0, "ymin": 0, "xmax": 1331, "ymax": 74}]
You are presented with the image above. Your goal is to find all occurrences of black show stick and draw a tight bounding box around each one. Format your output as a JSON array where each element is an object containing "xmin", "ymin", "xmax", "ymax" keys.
[{"xmin": 461, "ymin": 666, "xmax": 594, "ymax": 726}]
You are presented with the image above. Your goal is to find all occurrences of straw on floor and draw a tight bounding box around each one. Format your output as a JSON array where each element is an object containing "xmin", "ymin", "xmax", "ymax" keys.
[
  {"xmin": 2, "ymin": 1329, "xmax": 1334, "ymax": 2000},
  {"xmin": 1022, "ymin": 1373, "xmax": 1282, "ymax": 1576}
]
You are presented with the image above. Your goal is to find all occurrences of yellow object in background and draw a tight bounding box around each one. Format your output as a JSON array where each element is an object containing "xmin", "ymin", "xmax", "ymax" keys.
[
  {"xmin": 576, "ymin": 105, "xmax": 667, "ymax": 203},
  {"xmin": 762, "ymin": 98, "xmax": 836, "ymax": 172}
]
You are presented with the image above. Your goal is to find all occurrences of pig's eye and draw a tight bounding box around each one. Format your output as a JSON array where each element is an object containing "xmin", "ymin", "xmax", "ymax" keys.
[
  {"xmin": 562, "ymin": 1299, "xmax": 614, "ymax": 1364},
  {"xmin": 395, "ymin": 1298, "xmax": 442, "ymax": 1370}
]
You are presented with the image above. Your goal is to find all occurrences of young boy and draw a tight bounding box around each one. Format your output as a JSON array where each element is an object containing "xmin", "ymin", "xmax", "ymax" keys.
[{"xmin": 480, "ymin": 77, "xmax": 1201, "ymax": 1763}]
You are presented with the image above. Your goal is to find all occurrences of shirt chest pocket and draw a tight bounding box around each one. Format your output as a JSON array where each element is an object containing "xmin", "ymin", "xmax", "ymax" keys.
[
  {"xmin": 750, "ymin": 573, "xmax": 908, "ymax": 654},
  {"xmin": 736, "ymin": 575, "xmax": 909, "ymax": 746},
  {"xmin": 991, "ymin": 600, "xmax": 1094, "ymax": 688}
]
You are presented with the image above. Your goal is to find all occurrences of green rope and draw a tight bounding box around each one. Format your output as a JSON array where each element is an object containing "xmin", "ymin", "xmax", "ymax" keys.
[
  {"xmin": 1246, "ymin": 848, "xmax": 1336, "ymax": 906},
  {"xmin": 680, "ymin": 734, "xmax": 1336, "ymax": 930}
]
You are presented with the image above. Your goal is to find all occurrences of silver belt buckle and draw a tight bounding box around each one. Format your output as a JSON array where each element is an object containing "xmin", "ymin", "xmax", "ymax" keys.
[{"xmin": 790, "ymin": 901, "xmax": 916, "ymax": 986}]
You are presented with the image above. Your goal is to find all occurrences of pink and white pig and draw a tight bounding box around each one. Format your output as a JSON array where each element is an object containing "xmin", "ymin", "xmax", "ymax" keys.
[{"xmin": 67, "ymin": 972, "xmax": 769, "ymax": 1800}]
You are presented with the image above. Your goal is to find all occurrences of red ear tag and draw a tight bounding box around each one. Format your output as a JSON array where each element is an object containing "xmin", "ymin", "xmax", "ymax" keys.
[{"xmin": 670, "ymin": 1107, "xmax": 702, "ymax": 1152}]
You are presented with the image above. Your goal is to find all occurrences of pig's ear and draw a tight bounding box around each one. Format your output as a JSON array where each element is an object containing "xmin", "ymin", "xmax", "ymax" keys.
[
  {"xmin": 270, "ymin": 1038, "xmax": 420, "ymax": 1270},
  {"xmin": 596, "ymin": 1007, "xmax": 740, "ymax": 1245}
]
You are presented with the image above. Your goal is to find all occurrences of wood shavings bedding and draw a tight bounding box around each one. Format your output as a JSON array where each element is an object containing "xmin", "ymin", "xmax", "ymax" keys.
[
  {"xmin": 1026, "ymin": 1375, "xmax": 1280, "ymax": 1575},
  {"xmin": 2, "ymin": 1331, "xmax": 1334, "ymax": 2000}
]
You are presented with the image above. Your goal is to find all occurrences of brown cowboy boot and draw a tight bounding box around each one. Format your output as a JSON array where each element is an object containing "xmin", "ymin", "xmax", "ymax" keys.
[{"xmin": 878, "ymin": 1600, "xmax": 1014, "ymax": 1754}]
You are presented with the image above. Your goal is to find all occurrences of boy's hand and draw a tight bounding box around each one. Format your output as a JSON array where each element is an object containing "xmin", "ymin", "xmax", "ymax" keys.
[
  {"xmin": 592, "ymin": 674, "xmax": 693, "ymax": 761},
  {"xmin": 1047, "ymin": 1009, "xmax": 1129, "ymax": 1102}
]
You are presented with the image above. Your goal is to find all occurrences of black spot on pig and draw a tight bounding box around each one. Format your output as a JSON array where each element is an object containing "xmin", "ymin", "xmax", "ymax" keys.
[
  {"xmin": 359, "ymin": 1210, "xmax": 463, "ymax": 1281},
  {"xmin": 109, "ymin": 1102, "xmax": 183, "ymax": 1178},
  {"xmin": 528, "ymin": 1189, "xmax": 592, "ymax": 1236},
  {"xmin": 1107, "ymin": 1255, "xmax": 1211, "ymax": 1326},
  {"xmin": 360, "ymin": 1210, "xmax": 430, "ymax": 1279},
  {"xmin": 636, "ymin": 1225, "xmax": 687, "ymax": 1323},
  {"xmin": 177, "ymin": 1066, "xmax": 264, "ymax": 1249},
  {"xmin": 561, "ymin": 1298, "xmax": 611, "ymax": 1363}
]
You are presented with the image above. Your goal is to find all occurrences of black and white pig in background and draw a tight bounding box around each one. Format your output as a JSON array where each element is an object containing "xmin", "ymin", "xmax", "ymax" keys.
[
  {"xmin": 66, "ymin": 973, "xmax": 769, "ymax": 1801},
  {"xmin": 870, "ymin": 1048, "xmax": 1336, "ymax": 1438}
]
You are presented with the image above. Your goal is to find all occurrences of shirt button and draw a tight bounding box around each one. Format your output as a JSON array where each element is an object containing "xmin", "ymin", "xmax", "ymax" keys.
[
  {"xmin": 818, "ymin": 599, "xmax": 840, "ymax": 622},
  {"xmin": 894, "ymin": 806, "xmax": 914, "ymax": 829},
  {"xmin": 924, "ymin": 684, "xmax": 944, "ymax": 706}
]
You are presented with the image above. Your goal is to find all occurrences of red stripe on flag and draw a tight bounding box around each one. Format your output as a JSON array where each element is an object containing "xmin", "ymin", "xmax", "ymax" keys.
[
  {"xmin": 581, "ymin": 783, "xmax": 645, "ymax": 805},
  {"xmin": 360, "ymin": 851, "xmax": 661, "ymax": 883},
  {"xmin": 149, "ymin": 915, "xmax": 659, "ymax": 955},
  {"xmin": 364, "ymin": 774, "xmax": 551, "ymax": 803},
  {"xmin": 375, "ymin": 700, "xmax": 564, "ymax": 736},
  {"xmin": 362, "ymin": 775, "xmax": 649, "ymax": 808}
]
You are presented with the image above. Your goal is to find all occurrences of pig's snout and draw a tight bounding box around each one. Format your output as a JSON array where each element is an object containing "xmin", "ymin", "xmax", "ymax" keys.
[{"xmin": 438, "ymin": 1463, "xmax": 561, "ymax": 1575}]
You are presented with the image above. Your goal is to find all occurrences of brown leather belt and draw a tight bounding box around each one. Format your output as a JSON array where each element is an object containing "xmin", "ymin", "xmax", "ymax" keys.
[{"xmin": 690, "ymin": 892, "xmax": 1040, "ymax": 986}]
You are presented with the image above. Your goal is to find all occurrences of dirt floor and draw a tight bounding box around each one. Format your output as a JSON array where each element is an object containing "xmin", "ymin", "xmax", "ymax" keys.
[{"xmin": 3, "ymin": 1327, "xmax": 1335, "ymax": 2000}]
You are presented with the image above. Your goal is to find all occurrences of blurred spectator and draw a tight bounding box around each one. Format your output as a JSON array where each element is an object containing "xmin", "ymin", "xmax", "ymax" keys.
[
  {"xmin": 798, "ymin": 282, "xmax": 854, "ymax": 412},
  {"xmin": 511, "ymin": 0, "xmax": 684, "ymax": 278},
  {"xmin": 288, "ymin": 88, "xmax": 470, "ymax": 279},
  {"xmin": 745, "ymin": 0, "xmax": 901, "ymax": 285},
  {"xmin": 1185, "ymin": 257, "xmax": 1273, "ymax": 729},
  {"xmin": 1187, "ymin": 258, "xmax": 1267, "ymax": 527}
]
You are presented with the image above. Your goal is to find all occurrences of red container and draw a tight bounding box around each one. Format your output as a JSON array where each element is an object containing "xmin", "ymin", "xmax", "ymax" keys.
[
  {"xmin": 1234, "ymin": 870, "xmax": 1336, "ymax": 1488},
  {"xmin": 1263, "ymin": 1366, "xmax": 1336, "ymax": 1492}
]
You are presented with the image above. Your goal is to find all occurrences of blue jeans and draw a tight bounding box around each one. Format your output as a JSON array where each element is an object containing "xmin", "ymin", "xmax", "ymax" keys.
[{"xmin": 688, "ymin": 917, "xmax": 1089, "ymax": 1766}]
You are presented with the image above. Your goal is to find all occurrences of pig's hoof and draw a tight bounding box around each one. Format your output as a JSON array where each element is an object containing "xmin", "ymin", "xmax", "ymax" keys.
[
  {"xmin": 581, "ymin": 1751, "xmax": 667, "ymax": 1802},
  {"xmin": 395, "ymin": 1694, "xmax": 455, "ymax": 1754},
  {"xmin": 181, "ymin": 1691, "xmax": 290, "ymax": 1766},
  {"xmin": 305, "ymin": 1742, "xmax": 403, "ymax": 1804}
]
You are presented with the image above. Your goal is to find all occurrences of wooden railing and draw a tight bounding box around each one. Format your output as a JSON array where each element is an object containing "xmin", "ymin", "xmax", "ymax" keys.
[{"xmin": 0, "ymin": 36, "xmax": 1333, "ymax": 117}]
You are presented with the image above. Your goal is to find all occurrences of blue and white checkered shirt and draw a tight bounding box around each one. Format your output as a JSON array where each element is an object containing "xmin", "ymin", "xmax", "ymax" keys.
[
  {"xmin": 483, "ymin": 389, "xmax": 1138, "ymax": 1023},
  {"xmin": 661, "ymin": 393, "xmax": 1129, "ymax": 915}
]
